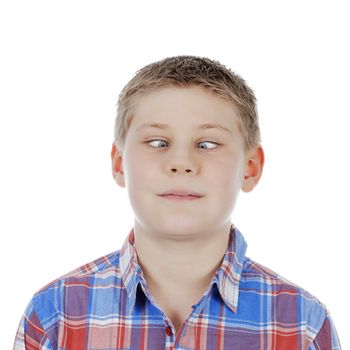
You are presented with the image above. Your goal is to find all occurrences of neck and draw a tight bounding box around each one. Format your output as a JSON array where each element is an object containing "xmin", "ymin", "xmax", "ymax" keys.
[{"xmin": 133, "ymin": 222, "xmax": 232, "ymax": 293}]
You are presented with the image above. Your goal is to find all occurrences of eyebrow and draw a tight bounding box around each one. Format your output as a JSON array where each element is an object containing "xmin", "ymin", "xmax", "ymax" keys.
[{"xmin": 135, "ymin": 122, "xmax": 233, "ymax": 135}]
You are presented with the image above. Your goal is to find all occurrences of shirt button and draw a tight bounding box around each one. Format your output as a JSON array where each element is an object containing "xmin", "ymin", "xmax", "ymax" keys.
[{"xmin": 165, "ymin": 326, "xmax": 173, "ymax": 336}]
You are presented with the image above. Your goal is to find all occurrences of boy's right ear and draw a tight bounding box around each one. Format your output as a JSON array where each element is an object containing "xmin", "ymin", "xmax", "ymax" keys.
[{"xmin": 111, "ymin": 142, "xmax": 126, "ymax": 188}]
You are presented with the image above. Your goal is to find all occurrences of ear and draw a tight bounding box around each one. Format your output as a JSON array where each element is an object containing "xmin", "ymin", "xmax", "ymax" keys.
[
  {"xmin": 242, "ymin": 144, "xmax": 265, "ymax": 193},
  {"xmin": 111, "ymin": 142, "xmax": 126, "ymax": 188}
]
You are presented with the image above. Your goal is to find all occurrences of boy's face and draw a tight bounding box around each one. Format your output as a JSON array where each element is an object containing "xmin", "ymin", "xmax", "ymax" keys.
[{"xmin": 112, "ymin": 85, "xmax": 264, "ymax": 238}]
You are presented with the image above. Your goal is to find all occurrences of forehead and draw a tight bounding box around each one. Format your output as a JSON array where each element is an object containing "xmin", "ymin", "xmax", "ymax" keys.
[{"xmin": 130, "ymin": 85, "xmax": 241, "ymax": 133}]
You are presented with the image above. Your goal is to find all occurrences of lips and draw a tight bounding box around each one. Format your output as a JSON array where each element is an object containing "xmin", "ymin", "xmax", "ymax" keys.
[
  {"xmin": 159, "ymin": 194, "xmax": 202, "ymax": 201},
  {"xmin": 158, "ymin": 189, "xmax": 204, "ymax": 201},
  {"xmin": 159, "ymin": 190, "xmax": 204, "ymax": 197}
]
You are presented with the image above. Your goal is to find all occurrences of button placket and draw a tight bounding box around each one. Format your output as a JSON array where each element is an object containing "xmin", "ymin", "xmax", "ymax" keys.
[{"xmin": 165, "ymin": 325, "xmax": 173, "ymax": 336}]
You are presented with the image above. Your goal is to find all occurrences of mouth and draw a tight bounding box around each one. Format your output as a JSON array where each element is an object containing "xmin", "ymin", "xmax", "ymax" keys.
[
  {"xmin": 158, "ymin": 194, "xmax": 203, "ymax": 201},
  {"xmin": 157, "ymin": 189, "xmax": 204, "ymax": 201}
]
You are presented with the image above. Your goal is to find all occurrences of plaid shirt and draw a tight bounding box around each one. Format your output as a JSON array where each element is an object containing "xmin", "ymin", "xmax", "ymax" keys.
[{"xmin": 14, "ymin": 223, "xmax": 341, "ymax": 349}]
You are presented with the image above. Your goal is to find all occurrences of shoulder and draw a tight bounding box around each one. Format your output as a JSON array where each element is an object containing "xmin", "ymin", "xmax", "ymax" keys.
[
  {"xmin": 241, "ymin": 256, "xmax": 329, "ymax": 341},
  {"xmin": 37, "ymin": 249, "xmax": 121, "ymax": 292},
  {"xmin": 28, "ymin": 249, "xmax": 122, "ymax": 322},
  {"xmin": 242, "ymin": 256, "xmax": 324, "ymax": 298}
]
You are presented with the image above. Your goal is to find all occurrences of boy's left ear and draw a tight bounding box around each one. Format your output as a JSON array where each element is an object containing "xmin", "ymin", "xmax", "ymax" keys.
[{"xmin": 242, "ymin": 144, "xmax": 265, "ymax": 193}]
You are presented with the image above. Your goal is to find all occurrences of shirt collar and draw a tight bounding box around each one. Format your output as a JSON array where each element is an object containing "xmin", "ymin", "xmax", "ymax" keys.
[{"xmin": 119, "ymin": 223, "xmax": 248, "ymax": 314}]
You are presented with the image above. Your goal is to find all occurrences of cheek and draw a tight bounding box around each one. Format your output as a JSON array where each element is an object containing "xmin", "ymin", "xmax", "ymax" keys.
[
  {"xmin": 124, "ymin": 152, "xmax": 155, "ymax": 190},
  {"xmin": 209, "ymin": 157, "xmax": 243, "ymax": 193}
]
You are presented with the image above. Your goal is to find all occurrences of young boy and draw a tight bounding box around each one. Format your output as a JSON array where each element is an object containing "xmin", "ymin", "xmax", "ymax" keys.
[{"xmin": 14, "ymin": 55, "xmax": 341, "ymax": 349}]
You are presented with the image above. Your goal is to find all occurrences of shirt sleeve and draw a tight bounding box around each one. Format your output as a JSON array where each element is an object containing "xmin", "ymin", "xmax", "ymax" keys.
[
  {"xmin": 13, "ymin": 299, "xmax": 53, "ymax": 350},
  {"xmin": 309, "ymin": 309, "xmax": 342, "ymax": 350}
]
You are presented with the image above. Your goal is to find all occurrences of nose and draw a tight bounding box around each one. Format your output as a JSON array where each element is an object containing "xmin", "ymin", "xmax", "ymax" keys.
[
  {"xmin": 167, "ymin": 154, "xmax": 197, "ymax": 175},
  {"xmin": 165, "ymin": 142, "xmax": 199, "ymax": 175},
  {"xmin": 170, "ymin": 167, "xmax": 193, "ymax": 174}
]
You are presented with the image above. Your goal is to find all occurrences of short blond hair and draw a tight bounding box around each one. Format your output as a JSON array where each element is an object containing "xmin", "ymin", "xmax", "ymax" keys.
[{"xmin": 114, "ymin": 55, "xmax": 261, "ymax": 151}]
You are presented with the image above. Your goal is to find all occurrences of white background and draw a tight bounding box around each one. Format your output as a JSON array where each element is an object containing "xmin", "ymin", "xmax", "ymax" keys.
[{"xmin": 1, "ymin": 1, "xmax": 348, "ymax": 348}]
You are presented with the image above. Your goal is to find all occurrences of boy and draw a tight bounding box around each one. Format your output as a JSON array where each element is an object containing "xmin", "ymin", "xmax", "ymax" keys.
[{"xmin": 14, "ymin": 55, "xmax": 341, "ymax": 349}]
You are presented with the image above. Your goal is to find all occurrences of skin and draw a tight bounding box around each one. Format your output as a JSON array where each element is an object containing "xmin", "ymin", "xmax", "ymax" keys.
[{"xmin": 111, "ymin": 85, "xmax": 265, "ymax": 332}]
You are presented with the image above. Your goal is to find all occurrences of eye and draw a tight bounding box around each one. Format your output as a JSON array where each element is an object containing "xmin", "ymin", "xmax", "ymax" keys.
[
  {"xmin": 145, "ymin": 139, "xmax": 220, "ymax": 149},
  {"xmin": 198, "ymin": 141, "xmax": 219, "ymax": 149},
  {"xmin": 147, "ymin": 139, "xmax": 168, "ymax": 148}
]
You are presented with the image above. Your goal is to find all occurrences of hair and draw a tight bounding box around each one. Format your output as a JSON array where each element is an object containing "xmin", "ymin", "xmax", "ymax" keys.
[{"xmin": 114, "ymin": 55, "xmax": 261, "ymax": 152}]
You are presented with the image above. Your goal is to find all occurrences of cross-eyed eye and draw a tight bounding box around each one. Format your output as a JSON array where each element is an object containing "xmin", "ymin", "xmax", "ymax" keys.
[
  {"xmin": 198, "ymin": 141, "xmax": 219, "ymax": 149},
  {"xmin": 146, "ymin": 139, "xmax": 220, "ymax": 149},
  {"xmin": 147, "ymin": 139, "xmax": 168, "ymax": 148}
]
